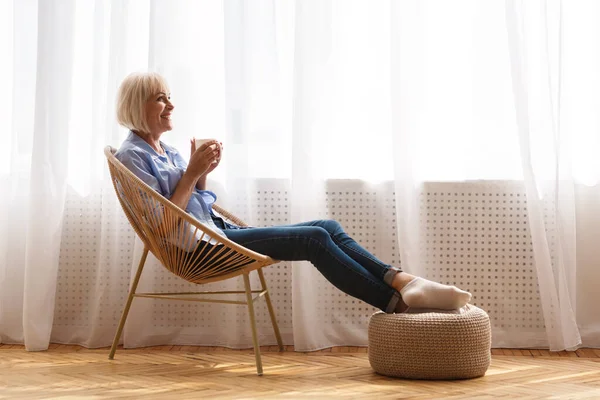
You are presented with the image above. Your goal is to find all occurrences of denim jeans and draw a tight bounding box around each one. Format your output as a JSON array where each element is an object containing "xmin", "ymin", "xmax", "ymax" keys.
[{"xmin": 214, "ymin": 218, "xmax": 402, "ymax": 313}]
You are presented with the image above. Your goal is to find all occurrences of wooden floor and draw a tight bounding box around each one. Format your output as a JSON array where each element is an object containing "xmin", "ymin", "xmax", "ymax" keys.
[{"xmin": 1, "ymin": 344, "xmax": 599, "ymax": 399}]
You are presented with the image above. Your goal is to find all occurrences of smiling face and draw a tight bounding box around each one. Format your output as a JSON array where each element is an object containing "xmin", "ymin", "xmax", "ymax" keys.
[
  {"xmin": 116, "ymin": 72, "xmax": 175, "ymax": 136},
  {"xmin": 144, "ymin": 91, "xmax": 174, "ymax": 135}
]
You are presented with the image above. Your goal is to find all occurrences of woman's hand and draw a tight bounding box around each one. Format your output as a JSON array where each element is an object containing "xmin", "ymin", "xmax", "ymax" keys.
[
  {"xmin": 202, "ymin": 141, "xmax": 223, "ymax": 176},
  {"xmin": 187, "ymin": 139, "xmax": 221, "ymax": 180}
]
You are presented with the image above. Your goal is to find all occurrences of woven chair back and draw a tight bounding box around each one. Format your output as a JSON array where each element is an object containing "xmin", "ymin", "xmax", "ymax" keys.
[{"xmin": 104, "ymin": 146, "xmax": 273, "ymax": 284}]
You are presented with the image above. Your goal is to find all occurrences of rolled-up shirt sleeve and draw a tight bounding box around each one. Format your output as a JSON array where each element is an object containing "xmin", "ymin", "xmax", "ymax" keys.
[{"xmin": 198, "ymin": 190, "xmax": 217, "ymax": 208}]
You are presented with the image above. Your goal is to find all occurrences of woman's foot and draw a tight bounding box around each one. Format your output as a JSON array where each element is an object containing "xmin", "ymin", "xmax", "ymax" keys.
[{"xmin": 392, "ymin": 273, "xmax": 471, "ymax": 310}]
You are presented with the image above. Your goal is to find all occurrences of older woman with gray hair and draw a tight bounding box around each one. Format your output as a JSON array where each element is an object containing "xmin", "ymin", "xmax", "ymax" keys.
[{"xmin": 114, "ymin": 71, "xmax": 472, "ymax": 314}]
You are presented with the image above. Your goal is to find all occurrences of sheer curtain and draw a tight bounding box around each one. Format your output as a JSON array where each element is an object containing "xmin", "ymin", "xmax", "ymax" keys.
[
  {"xmin": 390, "ymin": 0, "xmax": 584, "ymax": 351},
  {"xmin": 1, "ymin": 0, "xmax": 598, "ymax": 352},
  {"xmin": 505, "ymin": 0, "xmax": 580, "ymax": 350},
  {"xmin": 0, "ymin": 0, "xmax": 76, "ymax": 351}
]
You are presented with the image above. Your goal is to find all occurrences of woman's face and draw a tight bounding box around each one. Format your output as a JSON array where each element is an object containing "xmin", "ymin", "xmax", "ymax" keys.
[{"xmin": 144, "ymin": 91, "xmax": 174, "ymax": 135}]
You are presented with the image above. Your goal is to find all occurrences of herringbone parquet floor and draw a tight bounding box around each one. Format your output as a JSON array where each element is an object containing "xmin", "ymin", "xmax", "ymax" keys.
[{"xmin": 1, "ymin": 344, "xmax": 599, "ymax": 399}]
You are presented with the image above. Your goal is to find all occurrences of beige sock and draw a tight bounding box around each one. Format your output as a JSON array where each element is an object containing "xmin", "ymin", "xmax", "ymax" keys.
[{"xmin": 399, "ymin": 277, "xmax": 471, "ymax": 310}]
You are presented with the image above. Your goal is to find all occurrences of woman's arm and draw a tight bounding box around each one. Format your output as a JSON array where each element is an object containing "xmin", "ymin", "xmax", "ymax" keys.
[
  {"xmin": 171, "ymin": 140, "xmax": 220, "ymax": 208},
  {"xmin": 195, "ymin": 175, "xmax": 207, "ymax": 191},
  {"xmin": 169, "ymin": 172, "xmax": 201, "ymax": 210}
]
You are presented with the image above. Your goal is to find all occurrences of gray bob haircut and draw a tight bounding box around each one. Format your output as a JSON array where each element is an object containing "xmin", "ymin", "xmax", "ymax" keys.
[{"xmin": 116, "ymin": 72, "xmax": 169, "ymax": 134}]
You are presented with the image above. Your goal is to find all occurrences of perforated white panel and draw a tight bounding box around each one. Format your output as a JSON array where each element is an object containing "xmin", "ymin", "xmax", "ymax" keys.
[
  {"xmin": 419, "ymin": 182, "xmax": 544, "ymax": 342},
  {"xmin": 55, "ymin": 188, "xmax": 136, "ymax": 332},
  {"xmin": 51, "ymin": 180, "xmax": 547, "ymax": 348}
]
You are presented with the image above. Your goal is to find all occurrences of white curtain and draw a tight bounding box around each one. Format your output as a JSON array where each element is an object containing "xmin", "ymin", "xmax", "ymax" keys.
[
  {"xmin": 0, "ymin": 0, "xmax": 76, "ymax": 351},
  {"xmin": 390, "ymin": 0, "xmax": 584, "ymax": 351},
  {"xmin": 505, "ymin": 0, "xmax": 580, "ymax": 350},
  {"xmin": 1, "ymin": 0, "xmax": 598, "ymax": 352},
  {"xmin": 390, "ymin": 0, "xmax": 582, "ymax": 352}
]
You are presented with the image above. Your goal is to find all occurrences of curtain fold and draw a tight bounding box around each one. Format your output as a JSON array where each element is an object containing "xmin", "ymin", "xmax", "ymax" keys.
[
  {"xmin": 17, "ymin": 0, "xmax": 74, "ymax": 351},
  {"xmin": 390, "ymin": 0, "xmax": 426, "ymax": 278},
  {"xmin": 505, "ymin": 0, "xmax": 580, "ymax": 350},
  {"xmin": 290, "ymin": 0, "xmax": 340, "ymax": 351}
]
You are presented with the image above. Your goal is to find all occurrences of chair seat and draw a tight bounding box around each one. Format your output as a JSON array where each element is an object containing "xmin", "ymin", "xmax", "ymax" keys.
[{"xmin": 368, "ymin": 304, "xmax": 491, "ymax": 380}]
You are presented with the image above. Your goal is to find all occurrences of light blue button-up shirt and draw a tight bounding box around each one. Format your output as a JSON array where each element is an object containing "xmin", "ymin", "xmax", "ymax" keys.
[{"xmin": 114, "ymin": 131, "xmax": 226, "ymax": 247}]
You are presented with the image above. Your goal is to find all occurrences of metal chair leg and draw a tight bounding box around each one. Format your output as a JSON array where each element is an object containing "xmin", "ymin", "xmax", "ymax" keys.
[
  {"xmin": 257, "ymin": 269, "xmax": 284, "ymax": 351},
  {"xmin": 109, "ymin": 247, "xmax": 149, "ymax": 360},
  {"xmin": 243, "ymin": 272, "xmax": 263, "ymax": 376}
]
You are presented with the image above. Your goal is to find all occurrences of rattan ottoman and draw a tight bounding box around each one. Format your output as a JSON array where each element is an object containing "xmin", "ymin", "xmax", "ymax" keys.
[{"xmin": 368, "ymin": 304, "xmax": 491, "ymax": 380}]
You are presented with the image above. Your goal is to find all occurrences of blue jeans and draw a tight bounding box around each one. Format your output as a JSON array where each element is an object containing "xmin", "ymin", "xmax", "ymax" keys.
[{"xmin": 216, "ymin": 218, "xmax": 402, "ymax": 313}]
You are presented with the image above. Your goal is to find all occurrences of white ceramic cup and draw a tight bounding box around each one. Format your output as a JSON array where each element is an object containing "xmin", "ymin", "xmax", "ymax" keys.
[{"xmin": 194, "ymin": 138, "xmax": 221, "ymax": 163}]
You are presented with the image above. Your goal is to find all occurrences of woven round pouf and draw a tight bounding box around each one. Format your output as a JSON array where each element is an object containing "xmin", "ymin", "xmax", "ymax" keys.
[{"xmin": 368, "ymin": 305, "xmax": 491, "ymax": 380}]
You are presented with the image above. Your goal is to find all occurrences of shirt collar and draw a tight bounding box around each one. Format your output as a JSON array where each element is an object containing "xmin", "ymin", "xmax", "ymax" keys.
[{"xmin": 128, "ymin": 131, "xmax": 178, "ymax": 159}]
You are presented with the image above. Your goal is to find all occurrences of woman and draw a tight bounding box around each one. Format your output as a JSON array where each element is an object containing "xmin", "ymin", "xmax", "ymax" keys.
[{"xmin": 115, "ymin": 72, "xmax": 471, "ymax": 314}]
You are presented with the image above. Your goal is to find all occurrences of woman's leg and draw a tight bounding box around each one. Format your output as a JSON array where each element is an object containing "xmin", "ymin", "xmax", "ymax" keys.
[
  {"xmin": 273, "ymin": 220, "xmax": 472, "ymax": 310},
  {"xmin": 223, "ymin": 225, "xmax": 401, "ymax": 313},
  {"xmin": 284, "ymin": 220, "xmax": 399, "ymax": 279}
]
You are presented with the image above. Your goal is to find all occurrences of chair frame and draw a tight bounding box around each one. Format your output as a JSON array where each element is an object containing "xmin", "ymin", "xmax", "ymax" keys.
[{"xmin": 104, "ymin": 146, "xmax": 283, "ymax": 376}]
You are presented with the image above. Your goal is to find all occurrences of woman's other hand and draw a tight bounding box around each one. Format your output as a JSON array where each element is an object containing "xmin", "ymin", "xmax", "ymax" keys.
[{"xmin": 187, "ymin": 138, "xmax": 221, "ymax": 179}]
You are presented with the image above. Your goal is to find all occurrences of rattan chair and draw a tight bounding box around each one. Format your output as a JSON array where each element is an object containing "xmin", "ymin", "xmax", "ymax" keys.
[{"xmin": 104, "ymin": 146, "xmax": 283, "ymax": 375}]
